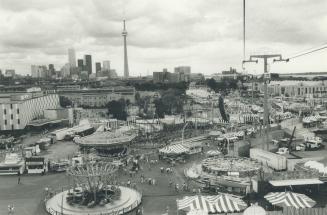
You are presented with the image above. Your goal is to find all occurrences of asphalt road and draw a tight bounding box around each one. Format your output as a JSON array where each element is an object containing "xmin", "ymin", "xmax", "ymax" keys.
[
  {"xmin": 3, "ymin": 126, "xmax": 327, "ymax": 215},
  {"xmin": 0, "ymin": 150, "xmax": 205, "ymax": 215}
]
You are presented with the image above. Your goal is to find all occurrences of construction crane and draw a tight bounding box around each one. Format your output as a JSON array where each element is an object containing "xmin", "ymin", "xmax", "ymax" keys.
[{"xmin": 287, "ymin": 126, "xmax": 296, "ymax": 151}]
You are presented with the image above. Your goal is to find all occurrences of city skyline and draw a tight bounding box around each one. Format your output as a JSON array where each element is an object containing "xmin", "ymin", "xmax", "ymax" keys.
[{"xmin": 0, "ymin": 0, "xmax": 326, "ymax": 76}]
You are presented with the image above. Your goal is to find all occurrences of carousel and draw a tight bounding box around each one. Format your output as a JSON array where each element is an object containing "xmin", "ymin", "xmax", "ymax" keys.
[
  {"xmin": 75, "ymin": 128, "xmax": 137, "ymax": 157},
  {"xmin": 201, "ymin": 157, "xmax": 261, "ymax": 177},
  {"xmin": 45, "ymin": 162, "xmax": 142, "ymax": 215},
  {"xmin": 185, "ymin": 157, "xmax": 262, "ymax": 195}
]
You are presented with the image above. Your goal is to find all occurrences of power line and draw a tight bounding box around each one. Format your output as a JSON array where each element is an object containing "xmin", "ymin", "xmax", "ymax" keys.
[
  {"xmin": 289, "ymin": 42, "xmax": 327, "ymax": 57},
  {"xmin": 287, "ymin": 43, "xmax": 327, "ymax": 60}
]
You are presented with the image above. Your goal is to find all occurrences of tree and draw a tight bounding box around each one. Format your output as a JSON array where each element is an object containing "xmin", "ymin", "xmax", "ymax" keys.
[
  {"xmin": 205, "ymin": 77, "xmax": 245, "ymax": 94},
  {"xmin": 135, "ymin": 92, "xmax": 141, "ymax": 105},
  {"xmin": 206, "ymin": 78, "xmax": 217, "ymax": 92},
  {"xmin": 59, "ymin": 96, "xmax": 73, "ymax": 108},
  {"xmin": 154, "ymin": 99, "xmax": 165, "ymax": 118},
  {"xmin": 154, "ymin": 88, "xmax": 186, "ymax": 117},
  {"xmin": 107, "ymin": 99, "xmax": 127, "ymax": 120},
  {"xmin": 218, "ymin": 96, "xmax": 229, "ymax": 122}
]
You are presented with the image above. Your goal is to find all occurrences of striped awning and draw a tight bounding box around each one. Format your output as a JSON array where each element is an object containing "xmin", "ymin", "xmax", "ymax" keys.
[
  {"xmin": 264, "ymin": 192, "xmax": 316, "ymax": 209},
  {"xmin": 177, "ymin": 194, "xmax": 247, "ymax": 213},
  {"xmin": 159, "ymin": 144, "xmax": 189, "ymax": 155},
  {"xmin": 303, "ymin": 116, "xmax": 319, "ymax": 123}
]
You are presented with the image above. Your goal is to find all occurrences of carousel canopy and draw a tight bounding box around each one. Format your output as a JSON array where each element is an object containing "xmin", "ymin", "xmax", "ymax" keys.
[
  {"xmin": 264, "ymin": 191, "xmax": 316, "ymax": 209},
  {"xmin": 177, "ymin": 194, "xmax": 247, "ymax": 213}
]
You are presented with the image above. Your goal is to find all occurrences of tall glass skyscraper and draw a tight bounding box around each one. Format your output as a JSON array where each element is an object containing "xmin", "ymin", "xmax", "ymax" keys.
[
  {"xmin": 84, "ymin": 55, "xmax": 92, "ymax": 74},
  {"xmin": 68, "ymin": 48, "xmax": 76, "ymax": 68}
]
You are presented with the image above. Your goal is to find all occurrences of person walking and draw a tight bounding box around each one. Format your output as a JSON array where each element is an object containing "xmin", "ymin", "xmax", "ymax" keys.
[
  {"xmin": 17, "ymin": 175, "xmax": 21, "ymax": 185},
  {"xmin": 182, "ymin": 182, "xmax": 186, "ymax": 191},
  {"xmin": 10, "ymin": 204, "xmax": 14, "ymax": 214},
  {"xmin": 8, "ymin": 204, "xmax": 14, "ymax": 214},
  {"xmin": 169, "ymin": 179, "xmax": 173, "ymax": 188},
  {"xmin": 152, "ymin": 178, "xmax": 156, "ymax": 186},
  {"xmin": 175, "ymin": 183, "xmax": 179, "ymax": 192}
]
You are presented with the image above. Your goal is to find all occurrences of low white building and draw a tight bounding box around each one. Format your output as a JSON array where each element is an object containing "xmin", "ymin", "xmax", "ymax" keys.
[
  {"xmin": 261, "ymin": 81, "xmax": 327, "ymax": 98},
  {"xmin": 0, "ymin": 90, "xmax": 60, "ymax": 131}
]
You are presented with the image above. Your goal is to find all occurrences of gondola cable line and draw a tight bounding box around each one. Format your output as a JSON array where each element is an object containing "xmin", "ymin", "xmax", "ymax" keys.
[{"xmin": 286, "ymin": 43, "xmax": 327, "ymax": 60}]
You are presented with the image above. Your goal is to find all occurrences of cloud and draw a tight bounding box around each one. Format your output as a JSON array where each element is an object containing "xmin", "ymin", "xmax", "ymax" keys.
[{"xmin": 0, "ymin": 0, "xmax": 326, "ymax": 75}]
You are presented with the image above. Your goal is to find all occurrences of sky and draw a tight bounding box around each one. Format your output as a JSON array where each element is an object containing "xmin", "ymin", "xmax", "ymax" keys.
[{"xmin": 0, "ymin": 0, "xmax": 326, "ymax": 77}]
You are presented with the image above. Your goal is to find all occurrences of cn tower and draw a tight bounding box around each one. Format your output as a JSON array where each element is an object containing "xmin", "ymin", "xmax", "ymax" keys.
[{"xmin": 122, "ymin": 20, "xmax": 129, "ymax": 78}]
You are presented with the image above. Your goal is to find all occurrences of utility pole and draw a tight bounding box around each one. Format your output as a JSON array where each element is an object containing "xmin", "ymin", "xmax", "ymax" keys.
[
  {"xmin": 251, "ymin": 79, "xmax": 254, "ymax": 105},
  {"xmin": 243, "ymin": 54, "xmax": 288, "ymax": 150}
]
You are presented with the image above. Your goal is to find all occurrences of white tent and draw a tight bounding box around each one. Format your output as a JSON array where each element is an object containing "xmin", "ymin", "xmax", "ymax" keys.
[
  {"xmin": 304, "ymin": 160, "xmax": 325, "ymax": 173},
  {"xmin": 264, "ymin": 191, "xmax": 316, "ymax": 209},
  {"xmin": 177, "ymin": 194, "xmax": 247, "ymax": 213},
  {"xmin": 243, "ymin": 204, "xmax": 266, "ymax": 215}
]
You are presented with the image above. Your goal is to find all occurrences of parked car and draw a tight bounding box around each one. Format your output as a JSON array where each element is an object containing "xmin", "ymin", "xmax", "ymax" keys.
[
  {"xmin": 276, "ymin": 147, "xmax": 289, "ymax": 155},
  {"xmin": 294, "ymin": 144, "xmax": 306, "ymax": 151},
  {"xmin": 304, "ymin": 141, "xmax": 324, "ymax": 151}
]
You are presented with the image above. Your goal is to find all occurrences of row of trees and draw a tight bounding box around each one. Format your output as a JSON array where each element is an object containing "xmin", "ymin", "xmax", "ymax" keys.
[
  {"xmin": 127, "ymin": 81, "xmax": 188, "ymax": 92},
  {"xmin": 106, "ymin": 88, "xmax": 186, "ymax": 120},
  {"xmin": 205, "ymin": 78, "xmax": 243, "ymax": 93},
  {"xmin": 60, "ymin": 89, "xmax": 186, "ymax": 121},
  {"xmin": 135, "ymin": 88, "xmax": 187, "ymax": 119},
  {"xmin": 60, "ymin": 95, "xmax": 129, "ymax": 120}
]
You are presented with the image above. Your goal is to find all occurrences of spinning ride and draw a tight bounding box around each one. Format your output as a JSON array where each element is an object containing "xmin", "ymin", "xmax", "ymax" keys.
[
  {"xmin": 46, "ymin": 162, "xmax": 142, "ymax": 215},
  {"xmin": 202, "ymin": 157, "xmax": 261, "ymax": 177},
  {"xmin": 66, "ymin": 162, "xmax": 119, "ymax": 207}
]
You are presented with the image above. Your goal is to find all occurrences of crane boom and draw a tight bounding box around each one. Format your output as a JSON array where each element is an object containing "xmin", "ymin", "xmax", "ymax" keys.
[{"xmin": 288, "ymin": 126, "xmax": 296, "ymax": 150}]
